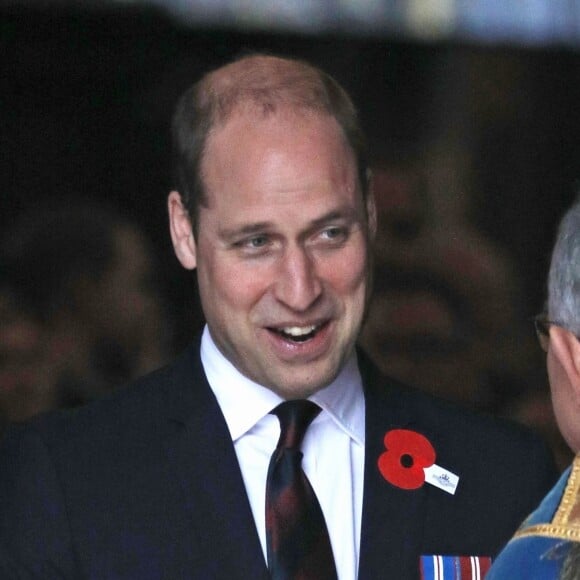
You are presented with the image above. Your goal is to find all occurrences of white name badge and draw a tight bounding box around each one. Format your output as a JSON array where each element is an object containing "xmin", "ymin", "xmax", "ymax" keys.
[{"xmin": 424, "ymin": 464, "xmax": 459, "ymax": 495}]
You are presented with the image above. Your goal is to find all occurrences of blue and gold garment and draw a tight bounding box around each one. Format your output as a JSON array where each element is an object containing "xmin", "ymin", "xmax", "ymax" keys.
[{"xmin": 487, "ymin": 455, "xmax": 580, "ymax": 579}]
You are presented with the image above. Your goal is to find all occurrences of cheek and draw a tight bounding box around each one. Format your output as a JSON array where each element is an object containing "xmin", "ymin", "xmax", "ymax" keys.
[
  {"xmin": 323, "ymin": 247, "xmax": 369, "ymax": 296},
  {"xmin": 547, "ymin": 351, "xmax": 568, "ymax": 402},
  {"xmin": 198, "ymin": 260, "xmax": 269, "ymax": 314},
  {"xmin": 548, "ymin": 351, "xmax": 579, "ymax": 449}
]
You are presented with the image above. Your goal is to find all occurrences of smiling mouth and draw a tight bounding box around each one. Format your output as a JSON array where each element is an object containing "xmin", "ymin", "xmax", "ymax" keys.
[{"xmin": 271, "ymin": 324, "xmax": 322, "ymax": 343}]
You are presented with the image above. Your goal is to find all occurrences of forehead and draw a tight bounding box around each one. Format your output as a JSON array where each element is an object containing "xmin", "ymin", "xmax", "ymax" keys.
[{"xmin": 200, "ymin": 108, "xmax": 359, "ymax": 211}]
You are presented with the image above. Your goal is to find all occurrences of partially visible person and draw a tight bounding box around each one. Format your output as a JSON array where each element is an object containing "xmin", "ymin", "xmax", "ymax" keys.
[
  {"xmin": 488, "ymin": 195, "xmax": 580, "ymax": 579},
  {"xmin": 0, "ymin": 202, "xmax": 170, "ymax": 425}
]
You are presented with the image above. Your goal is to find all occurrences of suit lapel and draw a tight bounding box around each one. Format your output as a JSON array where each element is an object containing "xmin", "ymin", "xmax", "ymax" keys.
[
  {"xmin": 358, "ymin": 354, "xmax": 429, "ymax": 580},
  {"xmin": 157, "ymin": 344, "xmax": 445, "ymax": 578},
  {"xmin": 161, "ymin": 343, "xmax": 269, "ymax": 579}
]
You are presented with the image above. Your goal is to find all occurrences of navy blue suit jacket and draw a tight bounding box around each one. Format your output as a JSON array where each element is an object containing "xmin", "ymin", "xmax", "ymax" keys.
[{"xmin": 0, "ymin": 341, "xmax": 557, "ymax": 579}]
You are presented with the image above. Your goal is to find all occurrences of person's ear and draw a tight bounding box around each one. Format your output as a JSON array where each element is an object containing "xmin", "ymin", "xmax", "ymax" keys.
[
  {"xmin": 168, "ymin": 191, "xmax": 197, "ymax": 270},
  {"xmin": 365, "ymin": 170, "xmax": 377, "ymax": 241},
  {"xmin": 550, "ymin": 325, "xmax": 580, "ymax": 397}
]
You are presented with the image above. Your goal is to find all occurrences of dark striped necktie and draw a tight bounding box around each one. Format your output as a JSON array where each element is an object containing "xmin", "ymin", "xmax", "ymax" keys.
[{"xmin": 265, "ymin": 400, "xmax": 338, "ymax": 580}]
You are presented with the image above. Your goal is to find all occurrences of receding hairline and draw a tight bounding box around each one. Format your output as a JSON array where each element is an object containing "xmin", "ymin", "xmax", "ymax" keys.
[{"xmin": 195, "ymin": 54, "xmax": 351, "ymax": 128}]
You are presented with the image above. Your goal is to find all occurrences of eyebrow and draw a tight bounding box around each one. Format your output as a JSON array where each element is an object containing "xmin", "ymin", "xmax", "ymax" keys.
[
  {"xmin": 219, "ymin": 207, "xmax": 360, "ymax": 241},
  {"xmin": 308, "ymin": 207, "xmax": 359, "ymax": 229},
  {"xmin": 219, "ymin": 222, "xmax": 274, "ymax": 241},
  {"xmin": 219, "ymin": 206, "xmax": 357, "ymax": 240}
]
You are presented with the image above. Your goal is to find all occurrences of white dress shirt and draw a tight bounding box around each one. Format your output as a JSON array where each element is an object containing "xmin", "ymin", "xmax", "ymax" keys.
[{"xmin": 200, "ymin": 326, "xmax": 365, "ymax": 580}]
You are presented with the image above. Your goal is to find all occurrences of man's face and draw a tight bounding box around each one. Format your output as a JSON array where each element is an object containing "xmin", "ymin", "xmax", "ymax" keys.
[{"xmin": 171, "ymin": 109, "xmax": 374, "ymax": 398}]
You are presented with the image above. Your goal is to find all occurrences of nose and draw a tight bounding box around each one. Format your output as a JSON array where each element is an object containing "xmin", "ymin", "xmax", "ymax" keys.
[{"xmin": 274, "ymin": 246, "xmax": 322, "ymax": 312}]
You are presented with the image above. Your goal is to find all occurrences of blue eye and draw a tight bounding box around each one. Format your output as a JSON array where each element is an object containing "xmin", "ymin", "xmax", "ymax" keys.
[
  {"xmin": 248, "ymin": 235, "xmax": 269, "ymax": 248},
  {"xmin": 232, "ymin": 234, "xmax": 272, "ymax": 255},
  {"xmin": 321, "ymin": 226, "xmax": 346, "ymax": 241}
]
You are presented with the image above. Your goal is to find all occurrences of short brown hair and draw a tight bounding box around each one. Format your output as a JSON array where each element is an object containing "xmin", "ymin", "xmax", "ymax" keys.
[{"xmin": 171, "ymin": 53, "xmax": 368, "ymax": 233}]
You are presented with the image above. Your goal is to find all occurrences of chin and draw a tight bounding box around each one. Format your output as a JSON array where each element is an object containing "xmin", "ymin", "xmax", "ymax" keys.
[
  {"xmin": 273, "ymin": 384, "xmax": 324, "ymax": 400},
  {"xmin": 273, "ymin": 370, "xmax": 338, "ymax": 399}
]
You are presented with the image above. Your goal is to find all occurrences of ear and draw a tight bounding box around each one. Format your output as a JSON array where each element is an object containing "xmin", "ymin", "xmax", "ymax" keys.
[
  {"xmin": 550, "ymin": 326, "xmax": 580, "ymax": 398},
  {"xmin": 365, "ymin": 169, "xmax": 377, "ymax": 241},
  {"xmin": 168, "ymin": 191, "xmax": 197, "ymax": 270}
]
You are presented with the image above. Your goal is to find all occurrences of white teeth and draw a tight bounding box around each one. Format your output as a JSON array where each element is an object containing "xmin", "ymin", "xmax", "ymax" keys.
[{"xmin": 282, "ymin": 325, "xmax": 317, "ymax": 336}]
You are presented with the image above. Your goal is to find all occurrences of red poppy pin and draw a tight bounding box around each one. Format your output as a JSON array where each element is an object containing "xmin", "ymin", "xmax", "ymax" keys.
[{"xmin": 378, "ymin": 429, "xmax": 460, "ymax": 494}]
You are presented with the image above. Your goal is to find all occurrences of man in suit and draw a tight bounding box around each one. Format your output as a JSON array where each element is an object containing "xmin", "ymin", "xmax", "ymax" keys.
[{"xmin": 0, "ymin": 54, "xmax": 557, "ymax": 579}]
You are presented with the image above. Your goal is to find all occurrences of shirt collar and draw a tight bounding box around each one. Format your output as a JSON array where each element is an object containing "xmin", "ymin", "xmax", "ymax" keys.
[{"xmin": 200, "ymin": 325, "xmax": 365, "ymax": 446}]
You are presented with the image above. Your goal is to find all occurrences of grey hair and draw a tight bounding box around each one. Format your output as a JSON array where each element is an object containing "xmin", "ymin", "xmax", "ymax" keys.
[
  {"xmin": 560, "ymin": 542, "xmax": 580, "ymax": 580},
  {"xmin": 548, "ymin": 194, "xmax": 580, "ymax": 335}
]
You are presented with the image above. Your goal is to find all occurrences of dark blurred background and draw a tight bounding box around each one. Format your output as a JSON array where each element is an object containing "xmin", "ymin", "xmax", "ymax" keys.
[{"xmin": 1, "ymin": 0, "xmax": 579, "ymax": 467}]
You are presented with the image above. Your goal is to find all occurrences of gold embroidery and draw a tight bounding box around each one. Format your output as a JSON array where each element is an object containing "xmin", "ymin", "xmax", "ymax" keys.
[
  {"xmin": 514, "ymin": 524, "xmax": 580, "ymax": 542},
  {"xmin": 513, "ymin": 457, "xmax": 580, "ymax": 542},
  {"xmin": 553, "ymin": 456, "xmax": 580, "ymax": 525}
]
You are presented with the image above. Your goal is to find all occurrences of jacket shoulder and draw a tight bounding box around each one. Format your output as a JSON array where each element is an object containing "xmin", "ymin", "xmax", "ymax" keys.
[{"xmin": 4, "ymin": 343, "xmax": 205, "ymax": 456}]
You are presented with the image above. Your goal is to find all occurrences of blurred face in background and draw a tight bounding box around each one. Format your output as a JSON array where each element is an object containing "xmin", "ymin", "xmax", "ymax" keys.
[
  {"xmin": 82, "ymin": 225, "xmax": 167, "ymax": 375},
  {"xmin": 359, "ymin": 161, "xmax": 525, "ymax": 410}
]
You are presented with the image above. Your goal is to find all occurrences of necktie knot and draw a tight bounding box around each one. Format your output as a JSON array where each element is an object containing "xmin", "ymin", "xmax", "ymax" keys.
[{"xmin": 272, "ymin": 400, "xmax": 321, "ymax": 451}]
